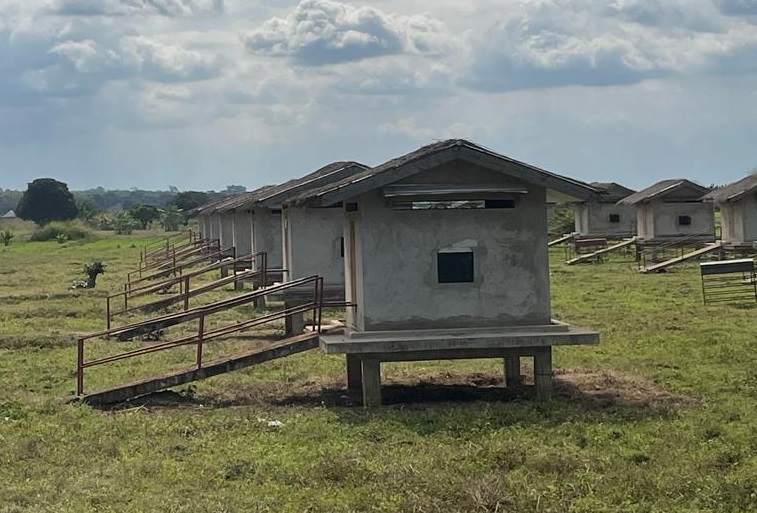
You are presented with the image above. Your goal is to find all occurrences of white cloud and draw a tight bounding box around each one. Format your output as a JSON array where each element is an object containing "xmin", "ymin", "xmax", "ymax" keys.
[
  {"xmin": 242, "ymin": 0, "xmax": 448, "ymax": 65},
  {"xmin": 49, "ymin": 0, "xmax": 225, "ymax": 17},
  {"xmin": 465, "ymin": 0, "xmax": 757, "ymax": 91}
]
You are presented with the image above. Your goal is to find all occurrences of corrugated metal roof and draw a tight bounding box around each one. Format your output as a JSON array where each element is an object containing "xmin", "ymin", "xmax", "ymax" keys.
[
  {"xmin": 702, "ymin": 174, "xmax": 757, "ymax": 203},
  {"xmin": 288, "ymin": 139, "xmax": 597, "ymax": 206},
  {"xmin": 214, "ymin": 161, "xmax": 368, "ymax": 212},
  {"xmin": 618, "ymin": 179, "xmax": 710, "ymax": 205},
  {"xmin": 589, "ymin": 182, "xmax": 636, "ymax": 202}
]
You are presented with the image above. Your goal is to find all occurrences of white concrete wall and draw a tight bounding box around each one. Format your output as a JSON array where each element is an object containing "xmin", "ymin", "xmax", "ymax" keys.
[
  {"xmin": 651, "ymin": 201, "xmax": 715, "ymax": 240},
  {"xmin": 742, "ymin": 195, "xmax": 757, "ymax": 242},
  {"xmin": 219, "ymin": 211, "xmax": 235, "ymax": 252},
  {"xmin": 575, "ymin": 202, "xmax": 636, "ymax": 237},
  {"xmin": 233, "ymin": 209, "xmax": 252, "ymax": 256},
  {"xmin": 345, "ymin": 167, "xmax": 551, "ymax": 331},
  {"xmin": 209, "ymin": 212, "xmax": 221, "ymax": 242},
  {"xmin": 283, "ymin": 206, "xmax": 345, "ymax": 285},
  {"xmin": 251, "ymin": 207, "xmax": 282, "ymax": 270}
]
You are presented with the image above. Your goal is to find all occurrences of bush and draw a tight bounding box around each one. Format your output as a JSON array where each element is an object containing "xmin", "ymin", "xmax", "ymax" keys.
[{"xmin": 29, "ymin": 221, "xmax": 93, "ymax": 242}]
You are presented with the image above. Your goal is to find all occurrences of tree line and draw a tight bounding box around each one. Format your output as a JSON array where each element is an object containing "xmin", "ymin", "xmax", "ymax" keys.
[{"xmin": 6, "ymin": 178, "xmax": 245, "ymax": 230}]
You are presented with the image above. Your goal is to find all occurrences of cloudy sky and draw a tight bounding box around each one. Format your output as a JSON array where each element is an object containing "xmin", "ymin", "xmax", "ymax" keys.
[{"xmin": 1, "ymin": 0, "xmax": 756, "ymax": 192}]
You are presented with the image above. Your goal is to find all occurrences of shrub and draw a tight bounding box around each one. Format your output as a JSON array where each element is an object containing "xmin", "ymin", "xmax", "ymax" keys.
[
  {"xmin": 29, "ymin": 221, "xmax": 93, "ymax": 242},
  {"xmin": 0, "ymin": 229, "xmax": 13, "ymax": 246}
]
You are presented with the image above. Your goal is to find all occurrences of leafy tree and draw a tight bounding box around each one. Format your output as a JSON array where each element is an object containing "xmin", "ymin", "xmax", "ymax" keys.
[
  {"xmin": 170, "ymin": 191, "xmax": 210, "ymax": 217},
  {"xmin": 548, "ymin": 204, "xmax": 576, "ymax": 236},
  {"xmin": 16, "ymin": 178, "xmax": 78, "ymax": 225},
  {"xmin": 76, "ymin": 198, "xmax": 99, "ymax": 222},
  {"xmin": 129, "ymin": 203, "xmax": 160, "ymax": 229},
  {"xmin": 160, "ymin": 205, "xmax": 184, "ymax": 232},
  {"xmin": 114, "ymin": 211, "xmax": 139, "ymax": 235}
]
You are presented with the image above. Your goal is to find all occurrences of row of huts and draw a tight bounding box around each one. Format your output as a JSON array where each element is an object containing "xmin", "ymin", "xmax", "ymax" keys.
[
  {"xmin": 574, "ymin": 175, "xmax": 757, "ymax": 247},
  {"xmin": 194, "ymin": 139, "xmax": 602, "ymax": 404}
]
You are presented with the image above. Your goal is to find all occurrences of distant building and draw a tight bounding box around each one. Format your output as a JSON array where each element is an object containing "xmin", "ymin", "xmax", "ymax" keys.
[
  {"xmin": 574, "ymin": 182, "xmax": 636, "ymax": 238},
  {"xmin": 2, "ymin": 210, "xmax": 16, "ymax": 218},
  {"xmin": 703, "ymin": 174, "xmax": 757, "ymax": 247},
  {"xmin": 619, "ymin": 179, "xmax": 714, "ymax": 243}
]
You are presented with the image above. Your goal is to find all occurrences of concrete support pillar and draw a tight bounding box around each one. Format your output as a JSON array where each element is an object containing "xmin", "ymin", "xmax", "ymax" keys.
[
  {"xmin": 284, "ymin": 302, "xmax": 305, "ymax": 336},
  {"xmin": 533, "ymin": 347, "xmax": 553, "ymax": 401},
  {"xmin": 361, "ymin": 358, "xmax": 382, "ymax": 408},
  {"xmin": 346, "ymin": 355, "xmax": 362, "ymax": 395},
  {"xmin": 504, "ymin": 356, "xmax": 521, "ymax": 387}
]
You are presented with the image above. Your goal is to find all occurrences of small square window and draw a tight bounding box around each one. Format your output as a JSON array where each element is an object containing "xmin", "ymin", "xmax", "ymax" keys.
[
  {"xmin": 345, "ymin": 202, "xmax": 358, "ymax": 212},
  {"xmin": 609, "ymin": 213, "xmax": 620, "ymax": 223},
  {"xmin": 437, "ymin": 251, "xmax": 474, "ymax": 283},
  {"xmin": 678, "ymin": 215, "xmax": 692, "ymax": 226}
]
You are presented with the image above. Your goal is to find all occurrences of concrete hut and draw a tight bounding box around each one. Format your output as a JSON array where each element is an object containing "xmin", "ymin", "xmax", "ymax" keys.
[
  {"xmin": 196, "ymin": 196, "xmax": 236, "ymax": 246},
  {"xmin": 574, "ymin": 182, "xmax": 636, "ymax": 238},
  {"xmin": 618, "ymin": 179, "xmax": 715, "ymax": 243},
  {"xmin": 291, "ymin": 139, "xmax": 600, "ymax": 406},
  {"xmin": 702, "ymin": 174, "xmax": 757, "ymax": 249},
  {"xmin": 211, "ymin": 162, "xmax": 369, "ymax": 280}
]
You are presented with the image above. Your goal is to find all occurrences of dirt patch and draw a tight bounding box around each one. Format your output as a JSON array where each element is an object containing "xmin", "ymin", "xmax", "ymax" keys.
[
  {"xmin": 554, "ymin": 367, "xmax": 701, "ymax": 410},
  {"xmin": 115, "ymin": 367, "xmax": 699, "ymax": 414}
]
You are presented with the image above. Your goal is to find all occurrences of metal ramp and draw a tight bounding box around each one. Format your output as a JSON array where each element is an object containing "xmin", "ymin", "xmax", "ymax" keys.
[
  {"xmin": 566, "ymin": 237, "xmax": 638, "ymax": 265},
  {"xmin": 77, "ymin": 332, "xmax": 319, "ymax": 406},
  {"xmin": 641, "ymin": 241, "xmax": 723, "ymax": 273},
  {"xmin": 548, "ymin": 232, "xmax": 576, "ymax": 247}
]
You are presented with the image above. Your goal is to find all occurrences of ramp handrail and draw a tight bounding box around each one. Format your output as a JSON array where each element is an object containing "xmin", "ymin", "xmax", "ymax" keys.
[
  {"xmin": 140, "ymin": 231, "xmax": 195, "ymax": 264},
  {"xmin": 107, "ymin": 252, "xmax": 269, "ymax": 329},
  {"xmin": 637, "ymin": 229, "xmax": 717, "ymax": 271},
  {"xmin": 77, "ymin": 275, "xmax": 324, "ymax": 396},
  {"xmin": 126, "ymin": 244, "xmax": 225, "ymax": 287},
  {"xmin": 128, "ymin": 238, "xmax": 221, "ymax": 280}
]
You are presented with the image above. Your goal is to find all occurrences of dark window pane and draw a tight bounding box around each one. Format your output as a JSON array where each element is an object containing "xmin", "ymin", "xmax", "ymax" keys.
[
  {"xmin": 484, "ymin": 199, "xmax": 516, "ymax": 209},
  {"xmin": 438, "ymin": 252, "xmax": 474, "ymax": 283},
  {"xmin": 609, "ymin": 214, "xmax": 620, "ymax": 223},
  {"xmin": 678, "ymin": 215, "xmax": 691, "ymax": 226}
]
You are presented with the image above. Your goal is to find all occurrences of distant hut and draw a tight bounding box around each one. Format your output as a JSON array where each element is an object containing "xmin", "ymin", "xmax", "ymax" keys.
[
  {"xmin": 574, "ymin": 182, "xmax": 636, "ymax": 238},
  {"xmin": 702, "ymin": 174, "xmax": 757, "ymax": 248},
  {"xmin": 2, "ymin": 210, "xmax": 16, "ymax": 218},
  {"xmin": 618, "ymin": 179, "xmax": 714, "ymax": 243}
]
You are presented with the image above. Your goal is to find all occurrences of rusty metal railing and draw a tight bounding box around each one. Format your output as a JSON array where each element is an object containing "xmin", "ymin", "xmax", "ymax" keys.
[
  {"xmin": 129, "ymin": 238, "xmax": 221, "ymax": 280},
  {"xmin": 77, "ymin": 275, "xmax": 324, "ymax": 397},
  {"xmin": 106, "ymin": 253, "xmax": 269, "ymax": 329}
]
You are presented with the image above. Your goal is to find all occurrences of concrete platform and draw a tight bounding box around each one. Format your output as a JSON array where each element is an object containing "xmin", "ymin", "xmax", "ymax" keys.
[{"xmin": 320, "ymin": 323, "xmax": 599, "ymax": 407}]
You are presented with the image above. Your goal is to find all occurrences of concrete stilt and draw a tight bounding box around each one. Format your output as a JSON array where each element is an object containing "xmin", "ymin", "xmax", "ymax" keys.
[
  {"xmin": 533, "ymin": 347, "xmax": 553, "ymax": 400},
  {"xmin": 361, "ymin": 358, "xmax": 381, "ymax": 407},
  {"xmin": 504, "ymin": 356, "xmax": 521, "ymax": 387},
  {"xmin": 346, "ymin": 355, "xmax": 362, "ymax": 395}
]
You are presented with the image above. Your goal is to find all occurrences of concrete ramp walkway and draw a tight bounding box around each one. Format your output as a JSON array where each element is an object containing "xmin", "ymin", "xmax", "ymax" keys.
[
  {"xmin": 76, "ymin": 332, "xmax": 319, "ymax": 406},
  {"xmin": 566, "ymin": 237, "xmax": 638, "ymax": 265},
  {"xmin": 641, "ymin": 241, "xmax": 723, "ymax": 273},
  {"xmin": 548, "ymin": 232, "xmax": 576, "ymax": 247}
]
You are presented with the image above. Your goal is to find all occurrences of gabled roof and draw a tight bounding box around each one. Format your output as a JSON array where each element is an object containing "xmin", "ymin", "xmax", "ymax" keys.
[
  {"xmin": 195, "ymin": 195, "xmax": 240, "ymax": 216},
  {"xmin": 589, "ymin": 182, "xmax": 636, "ymax": 203},
  {"xmin": 702, "ymin": 174, "xmax": 757, "ymax": 203},
  {"xmin": 618, "ymin": 179, "xmax": 710, "ymax": 205},
  {"xmin": 1, "ymin": 210, "xmax": 15, "ymax": 218},
  {"xmin": 289, "ymin": 139, "xmax": 597, "ymax": 207},
  {"xmin": 216, "ymin": 161, "xmax": 368, "ymax": 212}
]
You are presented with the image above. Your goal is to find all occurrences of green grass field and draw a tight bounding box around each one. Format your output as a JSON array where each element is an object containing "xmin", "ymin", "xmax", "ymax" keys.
[{"xmin": 1, "ymin": 231, "xmax": 756, "ymax": 512}]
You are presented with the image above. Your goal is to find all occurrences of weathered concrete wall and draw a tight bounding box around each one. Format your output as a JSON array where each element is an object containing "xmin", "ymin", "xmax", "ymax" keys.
[
  {"xmin": 721, "ymin": 196, "xmax": 757, "ymax": 244},
  {"xmin": 283, "ymin": 206, "xmax": 345, "ymax": 285},
  {"xmin": 252, "ymin": 207, "xmax": 282, "ymax": 269},
  {"xmin": 233, "ymin": 209, "xmax": 252, "ymax": 256},
  {"xmin": 575, "ymin": 202, "xmax": 636, "ymax": 237},
  {"xmin": 209, "ymin": 213, "xmax": 221, "ymax": 242},
  {"xmin": 742, "ymin": 195, "xmax": 757, "ymax": 242},
  {"xmin": 649, "ymin": 201, "xmax": 715, "ymax": 240},
  {"xmin": 219, "ymin": 211, "xmax": 235, "ymax": 252},
  {"xmin": 346, "ymin": 163, "xmax": 551, "ymax": 331},
  {"xmin": 197, "ymin": 215, "xmax": 210, "ymax": 239}
]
